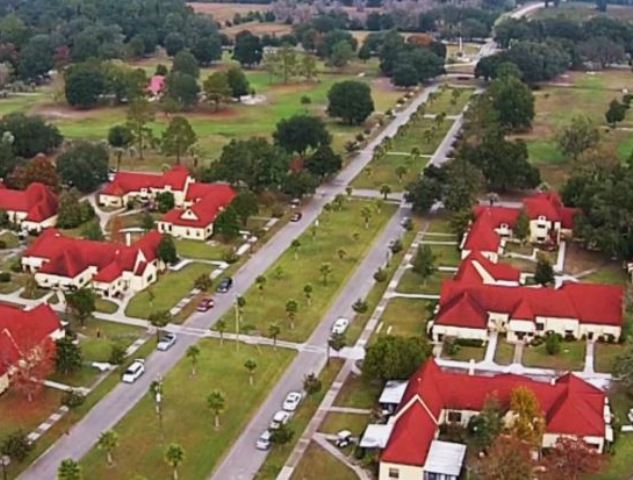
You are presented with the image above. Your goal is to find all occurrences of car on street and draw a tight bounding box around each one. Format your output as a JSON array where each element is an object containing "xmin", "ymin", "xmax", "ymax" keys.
[
  {"xmin": 197, "ymin": 296, "xmax": 215, "ymax": 312},
  {"xmin": 122, "ymin": 359, "xmax": 145, "ymax": 383},
  {"xmin": 256, "ymin": 430, "xmax": 272, "ymax": 450},
  {"xmin": 269, "ymin": 410, "xmax": 291, "ymax": 430},
  {"xmin": 290, "ymin": 198, "xmax": 301, "ymax": 208},
  {"xmin": 290, "ymin": 212, "xmax": 302, "ymax": 222},
  {"xmin": 331, "ymin": 317, "xmax": 349, "ymax": 335},
  {"xmin": 216, "ymin": 277, "xmax": 233, "ymax": 293},
  {"xmin": 282, "ymin": 391, "xmax": 303, "ymax": 412},
  {"xmin": 157, "ymin": 332, "xmax": 177, "ymax": 351}
]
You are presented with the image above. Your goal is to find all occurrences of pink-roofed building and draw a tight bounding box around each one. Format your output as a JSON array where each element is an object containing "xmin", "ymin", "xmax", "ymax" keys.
[
  {"xmin": 0, "ymin": 182, "xmax": 58, "ymax": 233},
  {"xmin": 147, "ymin": 75, "xmax": 166, "ymax": 98},
  {"xmin": 98, "ymin": 165, "xmax": 193, "ymax": 208},
  {"xmin": 21, "ymin": 229, "xmax": 163, "ymax": 297},
  {"xmin": 156, "ymin": 183, "xmax": 236, "ymax": 240},
  {"xmin": 0, "ymin": 304, "xmax": 64, "ymax": 394},
  {"xmin": 377, "ymin": 359, "xmax": 613, "ymax": 480}
]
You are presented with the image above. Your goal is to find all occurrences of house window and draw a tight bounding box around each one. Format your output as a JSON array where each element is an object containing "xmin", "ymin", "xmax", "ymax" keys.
[
  {"xmin": 536, "ymin": 323, "xmax": 544, "ymax": 331},
  {"xmin": 447, "ymin": 410, "xmax": 462, "ymax": 423},
  {"xmin": 388, "ymin": 468, "xmax": 399, "ymax": 479},
  {"xmin": 500, "ymin": 223, "xmax": 508, "ymax": 229}
]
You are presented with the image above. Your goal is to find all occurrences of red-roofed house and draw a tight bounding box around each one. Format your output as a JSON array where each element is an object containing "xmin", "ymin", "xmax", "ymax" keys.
[
  {"xmin": 156, "ymin": 183, "xmax": 236, "ymax": 240},
  {"xmin": 0, "ymin": 304, "xmax": 63, "ymax": 394},
  {"xmin": 147, "ymin": 75, "xmax": 166, "ymax": 98},
  {"xmin": 454, "ymin": 251, "xmax": 522, "ymax": 286},
  {"xmin": 98, "ymin": 165, "xmax": 193, "ymax": 208},
  {"xmin": 429, "ymin": 279, "xmax": 624, "ymax": 343},
  {"xmin": 460, "ymin": 192, "xmax": 579, "ymax": 260},
  {"xmin": 378, "ymin": 359, "xmax": 612, "ymax": 480},
  {"xmin": 21, "ymin": 229, "xmax": 163, "ymax": 297},
  {"xmin": 0, "ymin": 182, "xmax": 58, "ymax": 233}
]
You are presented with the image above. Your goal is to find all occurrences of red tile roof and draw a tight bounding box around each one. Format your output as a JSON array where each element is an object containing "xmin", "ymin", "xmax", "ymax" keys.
[
  {"xmin": 161, "ymin": 183, "xmax": 236, "ymax": 229},
  {"xmin": 436, "ymin": 280, "xmax": 623, "ymax": 329},
  {"xmin": 147, "ymin": 75, "xmax": 165, "ymax": 96},
  {"xmin": 524, "ymin": 192, "xmax": 579, "ymax": 229},
  {"xmin": 0, "ymin": 304, "xmax": 61, "ymax": 376},
  {"xmin": 455, "ymin": 252, "xmax": 521, "ymax": 284},
  {"xmin": 0, "ymin": 182, "xmax": 58, "ymax": 223},
  {"xmin": 101, "ymin": 165, "xmax": 190, "ymax": 197},
  {"xmin": 383, "ymin": 359, "xmax": 607, "ymax": 466},
  {"xmin": 25, "ymin": 229, "xmax": 162, "ymax": 284}
]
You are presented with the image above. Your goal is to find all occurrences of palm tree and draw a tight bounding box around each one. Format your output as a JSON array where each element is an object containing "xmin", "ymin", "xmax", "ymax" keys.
[
  {"xmin": 244, "ymin": 358, "xmax": 257, "ymax": 386},
  {"xmin": 164, "ymin": 443, "xmax": 185, "ymax": 480},
  {"xmin": 268, "ymin": 323, "xmax": 281, "ymax": 349},
  {"xmin": 303, "ymin": 284, "xmax": 313, "ymax": 306},
  {"xmin": 327, "ymin": 333, "xmax": 346, "ymax": 363},
  {"xmin": 319, "ymin": 263, "xmax": 332, "ymax": 285},
  {"xmin": 380, "ymin": 184, "xmax": 391, "ymax": 200},
  {"xmin": 337, "ymin": 248, "xmax": 347, "ymax": 261},
  {"xmin": 255, "ymin": 275, "xmax": 266, "ymax": 298},
  {"xmin": 285, "ymin": 299, "xmax": 299, "ymax": 329},
  {"xmin": 57, "ymin": 458, "xmax": 82, "ymax": 480},
  {"xmin": 345, "ymin": 186, "xmax": 353, "ymax": 197},
  {"xmin": 97, "ymin": 430, "xmax": 119, "ymax": 466},
  {"xmin": 149, "ymin": 379, "xmax": 163, "ymax": 418},
  {"xmin": 186, "ymin": 345, "xmax": 200, "ymax": 375},
  {"xmin": 361, "ymin": 205, "xmax": 372, "ymax": 229},
  {"xmin": 215, "ymin": 319, "xmax": 227, "ymax": 345},
  {"xmin": 364, "ymin": 166, "xmax": 373, "ymax": 178},
  {"xmin": 291, "ymin": 239, "xmax": 301, "ymax": 260},
  {"xmin": 395, "ymin": 165, "xmax": 407, "ymax": 183},
  {"xmin": 149, "ymin": 310, "xmax": 172, "ymax": 342},
  {"xmin": 207, "ymin": 390, "xmax": 226, "ymax": 430}
]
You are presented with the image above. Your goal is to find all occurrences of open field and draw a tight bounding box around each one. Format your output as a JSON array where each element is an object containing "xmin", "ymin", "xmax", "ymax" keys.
[
  {"xmin": 397, "ymin": 268, "xmax": 453, "ymax": 295},
  {"xmin": 223, "ymin": 21, "xmax": 294, "ymax": 38},
  {"xmin": 219, "ymin": 198, "xmax": 397, "ymax": 342},
  {"xmin": 290, "ymin": 442, "xmax": 357, "ymax": 480},
  {"xmin": 379, "ymin": 297, "xmax": 430, "ymax": 338},
  {"xmin": 81, "ymin": 340, "xmax": 294, "ymax": 479},
  {"xmin": 125, "ymin": 263, "xmax": 214, "ymax": 319},
  {"xmin": 530, "ymin": 2, "xmax": 633, "ymax": 21},
  {"xmin": 425, "ymin": 86, "xmax": 475, "ymax": 116},
  {"xmin": 175, "ymin": 238, "xmax": 233, "ymax": 261},
  {"xmin": 333, "ymin": 373, "xmax": 381, "ymax": 410}
]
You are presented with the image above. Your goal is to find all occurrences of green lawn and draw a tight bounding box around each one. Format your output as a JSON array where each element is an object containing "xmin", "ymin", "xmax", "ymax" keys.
[
  {"xmin": 0, "ymin": 231, "xmax": 20, "ymax": 248},
  {"xmin": 75, "ymin": 318, "xmax": 144, "ymax": 364},
  {"xmin": 396, "ymin": 269, "xmax": 452, "ymax": 295},
  {"xmin": 220, "ymin": 199, "xmax": 397, "ymax": 342},
  {"xmin": 94, "ymin": 297, "xmax": 119, "ymax": 314},
  {"xmin": 319, "ymin": 412, "xmax": 370, "ymax": 436},
  {"xmin": 425, "ymin": 87, "xmax": 475, "ymax": 116},
  {"xmin": 290, "ymin": 442, "xmax": 357, "ymax": 480},
  {"xmin": 429, "ymin": 244, "xmax": 461, "ymax": 267},
  {"xmin": 379, "ymin": 298, "xmax": 430, "ymax": 338},
  {"xmin": 389, "ymin": 118, "xmax": 452, "ymax": 155},
  {"xmin": 175, "ymin": 238, "xmax": 233, "ymax": 261},
  {"xmin": 594, "ymin": 342, "xmax": 625, "ymax": 373},
  {"xmin": 425, "ymin": 217, "xmax": 454, "ymax": 234},
  {"xmin": 256, "ymin": 359, "xmax": 344, "ymax": 480},
  {"xmin": 334, "ymin": 374, "xmax": 381, "ymax": 410},
  {"xmin": 583, "ymin": 265, "xmax": 629, "ymax": 285},
  {"xmin": 445, "ymin": 344, "xmax": 486, "ymax": 362},
  {"xmin": 352, "ymin": 152, "xmax": 426, "ymax": 191},
  {"xmin": 125, "ymin": 263, "xmax": 214, "ymax": 319},
  {"xmin": 81, "ymin": 339, "xmax": 295, "ymax": 479},
  {"xmin": 494, "ymin": 336, "xmax": 515, "ymax": 365},
  {"xmin": 0, "ymin": 387, "xmax": 64, "ymax": 439},
  {"xmin": 522, "ymin": 340, "xmax": 586, "ymax": 371}
]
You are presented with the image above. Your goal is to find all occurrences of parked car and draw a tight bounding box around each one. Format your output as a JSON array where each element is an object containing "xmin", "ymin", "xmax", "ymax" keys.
[
  {"xmin": 335, "ymin": 430, "xmax": 352, "ymax": 448},
  {"xmin": 256, "ymin": 430, "xmax": 272, "ymax": 450},
  {"xmin": 122, "ymin": 359, "xmax": 145, "ymax": 383},
  {"xmin": 282, "ymin": 391, "xmax": 303, "ymax": 412},
  {"xmin": 157, "ymin": 332, "xmax": 177, "ymax": 351},
  {"xmin": 269, "ymin": 410, "xmax": 291, "ymax": 430},
  {"xmin": 216, "ymin": 277, "xmax": 233, "ymax": 293},
  {"xmin": 197, "ymin": 296, "xmax": 215, "ymax": 312},
  {"xmin": 290, "ymin": 198, "xmax": 301, "ymax": 208},
  {"xmin": 331, "ymin": 317, "xmax": 349, "ymax": 335},
  {"xmin": 290, "ymin": 212, "xmax": 303, "ymax": 222}
]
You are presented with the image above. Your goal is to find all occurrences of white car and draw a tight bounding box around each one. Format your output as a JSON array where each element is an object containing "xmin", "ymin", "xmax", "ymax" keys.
[
  {"xmin": 122, "ymin": 359, "xmax": 145, "ymax": 383},
  {"xmin": 269, "ymin": 410, "xmax": 291, "ymax": 430},
  {"xmin": 256, "ymin": 430, "xmax": 272, "ymax": 450},
  {"xmin": 331, "ymin": 317, "xmax": 349, "ymax": 335},
  {"xmin": 282, "ymin": 391, "xmax": 303, "ymax": 412},
  {"xmin": 157, "ymin": 332, "xmax": 177, "ymax": 351}
]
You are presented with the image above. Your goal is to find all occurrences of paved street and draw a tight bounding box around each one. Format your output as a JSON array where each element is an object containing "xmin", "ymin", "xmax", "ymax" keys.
[{"xmin": 18, "ymin": 84, "xmax": 437, "ymax": 480}]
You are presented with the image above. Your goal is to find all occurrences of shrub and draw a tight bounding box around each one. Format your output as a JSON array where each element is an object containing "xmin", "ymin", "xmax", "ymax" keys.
[
  {"xmin": 109, "ymin": 344, "xmax": 126, "ymax": 365},
  {"xmin": 0, "ymin": 240, "xmax": 6, "ymax": 249},
  {"xmin": 271, "ymin": 205, "xmax": 285, "ymax": 218},
  {"xmin": 0, "ymin": 430, "xmax": 32, "ymax": 462},
  {"xmin": 0, "ymin": 272, "xmax": 11, "ymax": 282},
  {"xmin": 303, "ymin": 372, "xmax": 322, "ymax": 395},
  {"xmin": 9, "ymin": 258, "xmax": 21, "ymax": 273},
  {"xmin": 62, "ymin": 389, "xmax": 86, "ymax": 408},
  {"xmin": 222, "ymin": 249, "xmax": 239, "ymax": 264},
  {"xmin": 373, "ymin": 267, "xmax": 387, "ymax": 282},
  {"xmin": 385, "ymin": 109, "xmax": 393, "ymax": 116},
  {"xmin": 355, "ymin": 133, "xmax": 365, "ymax": 142},
  {"xmin": 194, "ymin": 274, "xmax": 212, "ymax": 291},
  {"xmin": 352, "ymin": 298, "xmax": 368, "ymax": 313},
  {"xmin": 442, "ymin": 337, "xmax": 459, "ymax": 356},
  {"xmin": 402, "ymin": 218, "xmax": 413, "ymax": 231},
  {"xmin": 454, "ymin": 338, "xmax": 483, "ymax": 348},
  {"xmin": 389, "ymin": 238, "xmax": 403, "ymax": 254},
  {"xmin": 545, "ymin": 332, "xmax": 561, "ymax": 355}
]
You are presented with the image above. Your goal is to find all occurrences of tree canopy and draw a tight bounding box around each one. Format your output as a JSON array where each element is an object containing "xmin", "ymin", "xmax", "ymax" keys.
[{"xmin": 327, "ymin": 80, "xmax": 375, "ymax": 125}]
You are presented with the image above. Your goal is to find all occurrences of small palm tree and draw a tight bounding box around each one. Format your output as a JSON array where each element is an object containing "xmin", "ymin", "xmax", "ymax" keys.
[
  {"xmin": 303, "ymin": 284, "xmax": 313, "ymax": 306},
  {"xmin": 364, "ymin": 166, "xmax": 373, "ymax": 178},
  {"xmin": 164, "ymin": 443, "xmax": 185, "ymax": 480},
  {"xmin": 57, "ymin": 458, "xmax": 82, "ymax": 480},
  {"xmin": 207, "ymin": 390, "xmax": 226, "ymax": 430},
  {"xmin": 285, "ymin": 299, "xmax": 299, "ymax": 329},
  {"xmin": 268, "ymin": 323, "xmax": 281, "ymax": 348},
  {"xmin": 255, "ymin": 275, "xmax": 266, "ymax": 297},
  {"xmin": 244, "ymin": 358, "xmax": 257, "ymax": 386},
  {"xmin": 337, "ymin": 248, "xmax": 347, "ymax": 260},
  {"xmin": 186, "ymin": 345, "xmax": 200, "ymax": 375},
  {"xmin": 215, "ymin": 319, "xmax": 226, "ymax": 345},
  {"xmin": 319, "ymin": 263, "xmax": 333, "ymax": 285},
  {"xmin": 361, "ymin": 205, "xmax": 372, "ymax": 229},
  {"xmin": 380, "ymin": 184, "xmax": 391, "ymax": 200},
  {"xmin": 345, "ymin": 186, "xmax": 353, "ymax": 197},
  {"xmin": 97, "ymin": 430, "xmax": 119, "ymax": 466},
  {"xmin": 291, "ymin": 239, "xmax": 301, "ymax": 260},
  {"xmin": 395, "ymin": 165, "xmax": 407, "ymax": 183}
]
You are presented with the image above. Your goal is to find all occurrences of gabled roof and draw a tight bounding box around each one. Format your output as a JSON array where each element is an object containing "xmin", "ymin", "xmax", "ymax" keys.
[
  {"xmin": 0, "ymin": 304, "xmax": 61, "ymax": 376},
  {"xmin": 0, "ymin": 182, "xmax": 58, "ymax": 222},
  {"xmin": 524, "ymin": 192, "xmax": 580, "ymax": 229},
  {"xmin": 382, "ymin": 359, "xmax": 607, "ymax": 467},
  {"xmin": 101, "ymin": 165, "xmax": 190, "ymax": 197},
  {"xmin": 147, "ymin": 75, "xmax": 165, "ymax": 95},
  {"xmin": 161, "ymin": 183, "xmax": 236, "ymax": 229},
  {"xmin": 462, "ymin": 210, "xmax": 504, "ymax": 253},
  {"xmin": 455, "ymin": 252, "xmax": 521, "ymax": 285},
  {"xmin": 434, "ymin": 292, "xmax": 488, "ymax": 329}
]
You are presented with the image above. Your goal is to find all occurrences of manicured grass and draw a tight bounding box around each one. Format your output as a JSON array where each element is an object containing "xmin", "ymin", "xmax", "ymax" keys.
[
  {"xmin": 583, "ymin": 265, "xmax": 629, "ymax": 285},
  {"xmin": 425, "ymin": 87, "xmax": 474, "ymax": 116},
  {"xmin": 396, "ymin": 269, "xmax": 452, "ymax": 295},
  {"xmin": 0, "ymin": 387, "xmax": 64, "ymax": 439},
  {"xmin": 446, "ymin": 43, "xmax": 481, "ymax": 60},
  {"xmin": 446, "ymin": 344, "xmax": 486, "ymax": 362},
  {"xmin": 334, "ymin": 374, "xmax": 381, "ymax": 410},
  {"xmin": 594, "ymin": 342, "xmax": 626, "ymax": 373},
  {"xmin": 494, "ymin": 337, "xmax": 515, "ymax": 366},
  {"xmin": 94, "ymin": 297, "xmax": 119, "ymax": 314},
  {"xmin": 380, "ymin": 298, "xmax": 430, "ymax": 338},
  {"xmin": 389, "ymin": 118, "xmax": 452, "ymax": 155},
  {"xmin": 125, "ymin": 263, "xmax": 214, "ymax": 318},
  {"xmin": 319, "ymin": 412, "xmax": 370, "ymax": 436},
  {"xmin": 175, "ymin": 238, "xmax": 233, "ymax": 261},
  {"xmin": 290, "ymin": 442, "xmax": 357, "ymax": 480},
  {"xmin": 220, "ymin": 199, "xmax": 397, "ymax": 342},
  {"xmin": 0, "ymin": 231, "xmax": 20, "ymax": 248},
  {"xmin": 352, "ymin": 152, "xmax": 426, "ymax": 191},
  {"xmin": 429, "ymin": 243, "xmax": 461, "ymax": 267},
  {"xmin": 75, "ymin": 318, "xmax": 144, "ymax": 363},
  {"xmin": 256, "ymin": 359, "xmax": 344, "ymax": 480},
  {"xmin": 81, "ymin": 339, "xmax": 295, "ymax": 480},
  {"xmin": 426, "ymin": 216, "xmax": 454, "ymax": 234},
  {"xmin": 522, "ymin": 340, "xmax": 586, "ymax": 371}
]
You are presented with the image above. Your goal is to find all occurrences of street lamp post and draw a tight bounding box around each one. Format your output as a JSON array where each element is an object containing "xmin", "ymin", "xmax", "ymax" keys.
[{"xmin": 1, "ymin": 455, "xmax": 10, "ymax": 480}]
